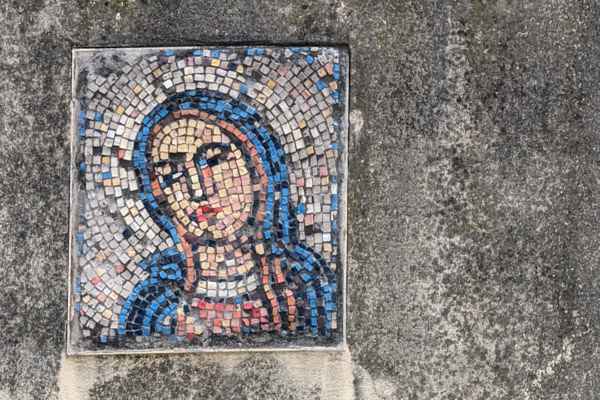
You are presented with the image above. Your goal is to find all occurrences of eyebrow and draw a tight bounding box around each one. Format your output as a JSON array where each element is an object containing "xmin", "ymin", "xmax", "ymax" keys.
[{"xmin": 198, "ymin": 142, "xmax": 231, "ymax": 151}]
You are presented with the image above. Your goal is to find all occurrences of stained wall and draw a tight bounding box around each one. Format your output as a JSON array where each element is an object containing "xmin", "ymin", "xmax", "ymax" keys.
[{"xmin": 1, "ymin": 1, "xmax": 599, "ymax": 399}]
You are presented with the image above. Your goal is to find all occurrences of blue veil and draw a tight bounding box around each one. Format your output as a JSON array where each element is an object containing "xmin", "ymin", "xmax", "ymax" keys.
[{"xmin": 116, "ymin": 91, "xmax": 337, "ymax": 341}]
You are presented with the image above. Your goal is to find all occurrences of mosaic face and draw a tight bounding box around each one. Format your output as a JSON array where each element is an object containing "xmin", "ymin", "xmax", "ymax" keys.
[
  {"xmin": 149, "ymin": 120, "xmax": 255, "ymax": 239},
  {"xmin": 68, "ymin": 47, "xmax": 347, "ymax": 353}
]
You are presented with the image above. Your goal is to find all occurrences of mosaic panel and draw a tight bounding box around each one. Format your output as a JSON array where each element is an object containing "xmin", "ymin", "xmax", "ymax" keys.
[{"xmin": 68, "ymin": 46, "xmax": 347, "ymax": 353}]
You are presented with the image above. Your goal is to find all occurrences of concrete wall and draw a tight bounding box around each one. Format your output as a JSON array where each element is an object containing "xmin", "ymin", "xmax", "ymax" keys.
[{"xmin": 1, "ymin": 0, "xmax": 600, "ymax": 399}]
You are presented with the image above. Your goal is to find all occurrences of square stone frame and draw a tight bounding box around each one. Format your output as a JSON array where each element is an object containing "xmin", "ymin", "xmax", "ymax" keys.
[{"xmin": 67, "ymin": 46, "xmax": 349, "ymax": 355}]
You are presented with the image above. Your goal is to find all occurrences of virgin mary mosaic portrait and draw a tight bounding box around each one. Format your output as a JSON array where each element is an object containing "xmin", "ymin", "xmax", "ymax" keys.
[{"xmin": 68, "ymin": 47, "xmax": 347, "ymax": 353}]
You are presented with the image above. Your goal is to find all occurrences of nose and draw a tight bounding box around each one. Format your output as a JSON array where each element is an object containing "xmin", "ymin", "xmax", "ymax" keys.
[{"xmin": 187, "ymin": 158, "xmax": 212, "ymax": 203}]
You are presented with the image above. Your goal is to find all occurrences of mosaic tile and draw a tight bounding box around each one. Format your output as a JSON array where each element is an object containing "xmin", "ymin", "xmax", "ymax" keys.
[{"xmin": 68, "ymin": 46, "xmax": 347, "ymax": 353}]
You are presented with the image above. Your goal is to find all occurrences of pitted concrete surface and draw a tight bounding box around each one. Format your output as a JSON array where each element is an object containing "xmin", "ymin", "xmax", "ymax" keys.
[{"xmin": 1, "ymin": 0, "xmax": 600, "ymax": 399}]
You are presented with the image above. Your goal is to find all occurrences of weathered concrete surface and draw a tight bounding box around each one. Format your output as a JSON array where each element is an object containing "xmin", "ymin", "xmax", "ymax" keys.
[{"xmin": 1, "ymin": 0, "xmax": 600, "ymax": 399}]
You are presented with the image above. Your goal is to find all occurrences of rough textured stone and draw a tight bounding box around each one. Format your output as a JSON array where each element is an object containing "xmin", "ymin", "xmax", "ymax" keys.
[{"xmin": 1, "ymin": 0, "xmax": 599, "ymax": 399}]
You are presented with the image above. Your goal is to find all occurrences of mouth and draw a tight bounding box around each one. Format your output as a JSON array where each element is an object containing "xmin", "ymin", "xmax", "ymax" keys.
[{"xmin": 195, "ymin": 205, "xmax": 222, "ymax": 221}]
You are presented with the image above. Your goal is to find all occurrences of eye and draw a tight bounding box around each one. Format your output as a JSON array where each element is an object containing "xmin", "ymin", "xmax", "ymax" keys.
[
  {"xmin": 197, "ymin": 144, "xmax": 231, "ymax": 167},
  {"xmin": 206, "ymin": 151, "xmax": 223, "ymax": 167},
  {"xmin": 155, "ymin": 153, "xmax": 187, "ymax": 176}
]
